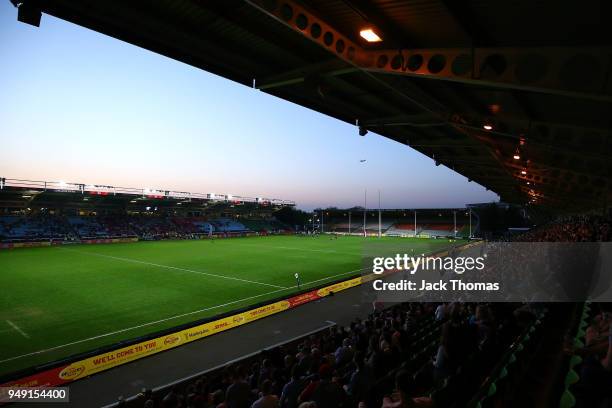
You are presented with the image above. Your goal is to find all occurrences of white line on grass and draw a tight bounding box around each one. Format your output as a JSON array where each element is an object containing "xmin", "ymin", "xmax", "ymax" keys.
[
  {"xmin": 0, "ymin": 267, "xmax": 368, "ymax": 364},
  {"xmin": 0, "ymin": 287, "xmax": 288, "ymax": 364},
  {"xmin": 61, "ymin": 247, "xmax": 287, "ymax": 289},
  {"xmin": 236, "ymin": 243, "xmax": 362, "ymax": 256},
  {"xmin": 303, "ymin": 267, "xmax": 369, "ymax": 286},
  {"xmin": 6, "ymin": 320, "xmax": 29, "ymax": 339}
]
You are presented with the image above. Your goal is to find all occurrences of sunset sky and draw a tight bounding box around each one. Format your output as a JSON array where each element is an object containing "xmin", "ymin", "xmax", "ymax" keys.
[{"xmin": 0, "ymin": 2, "xmax": 498, "ymax": 210}]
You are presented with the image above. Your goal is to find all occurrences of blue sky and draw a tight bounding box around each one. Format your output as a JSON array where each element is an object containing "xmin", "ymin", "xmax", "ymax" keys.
[{"xmin": 0, "ymin": 3, "xmax": 498, "ymax": 210}]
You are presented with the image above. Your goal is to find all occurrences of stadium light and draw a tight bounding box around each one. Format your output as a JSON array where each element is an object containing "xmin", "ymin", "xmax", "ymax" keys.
[{"xmin": 359, "ymin": 28, "xmax": 382, "ymax": 43}]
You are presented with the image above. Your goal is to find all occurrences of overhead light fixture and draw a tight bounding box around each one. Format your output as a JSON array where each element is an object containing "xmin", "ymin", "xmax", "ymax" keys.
[
  {"xmin": 521, "ymin": 170, "xmax": 527, "ymax": 175},
  {"xmin": 360, "ymin": 28, "xmax": 382, "ymax": 43},
  {"xmin": 513, "ymin": 154, "xmax": 520, "ymax": 160},
  {"xmin": 483, "ymin": 124, "xmax": 493, "ymax": 131}
]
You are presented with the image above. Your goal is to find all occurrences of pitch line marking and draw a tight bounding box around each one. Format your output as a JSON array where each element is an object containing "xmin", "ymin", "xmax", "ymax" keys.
[
  {"xmin": 0, "ymin": 287, "xmax": 288, "ymax": 364},
  {"xmin": 6, "ymin": 320, "xmax": 29, "ymax": 339},
  {"xmin": 236, "ymin": 243, "xmax": 361, "ymax": 256},
  {"xmin": 0, "ymin": 267, "xmax": 368, "ymax": 364},
  {"xmin": 61, "ymin": 248, "xmax": 287, "ymax": 289}
]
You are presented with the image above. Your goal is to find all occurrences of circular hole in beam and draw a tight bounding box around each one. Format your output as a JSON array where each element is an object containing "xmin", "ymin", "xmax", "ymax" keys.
[
  {"xmin": 391, "ymin": 54, "xmax": 404, "ymax": 70},
  {"xmin": 451, "ymin": 54, "xmax": 471, "ymax": 76},
  {"xmin": 280, "ymin": 4, "xmax": 293, "ymax": 21},
  {"xmin": 427, "ymin": 54, "xmax": 446, "ymax": 74},
  {"xmin": 407, "ymin": 54, "xmax": 423, "ymax": 71},
  {"xmin": 377, "ymin": 55, "xmax": 389, "ymax": 68},
  {"xmin": 480, "ymin": 54, "xmax": 507, "ymax": 77},
  {"xmin": 310, "ymin": 23, "xmax": 321, "ymax": 38},
  {"xmin": 296, "ymin": 13, "xmax": 308, "ymax": 30},
  {"xmin": 335, "ymin": 39, "xmax": 345, "ymax": 54}
]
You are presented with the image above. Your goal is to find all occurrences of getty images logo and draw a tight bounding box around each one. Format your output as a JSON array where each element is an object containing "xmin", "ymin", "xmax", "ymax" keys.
[{"xmin": 372, "ymin": 254, "xmax": 486, "ymax": 275}]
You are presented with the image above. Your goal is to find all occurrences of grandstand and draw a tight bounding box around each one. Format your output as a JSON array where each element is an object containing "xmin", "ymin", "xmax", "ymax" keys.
[
  {"xmin": 2, "ymin": 0, "xmax": 612, "ymax": 407},
  {"xmin": 0, "ymin": 178, "xmax": 295, "ymax": 244},
  {"xmin": 322, "ymin": 209, "xmax": 473, "ymax": 238}
]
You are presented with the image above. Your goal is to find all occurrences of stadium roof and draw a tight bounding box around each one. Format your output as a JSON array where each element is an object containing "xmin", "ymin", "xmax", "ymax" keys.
[
  {"xmin": 10, "ymin": 0, "xmax": 612, "ymax": 212},
  {"xmin": 0, "ymin": 177, "xmax": 295, "ymax": 209}
]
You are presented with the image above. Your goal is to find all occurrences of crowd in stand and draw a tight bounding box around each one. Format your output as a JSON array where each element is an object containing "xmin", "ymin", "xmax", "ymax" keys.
[
  {"xmin": 0, "ymin": 214, "xmax": 286, "ymax": 242},
  {"xmin": 130, "ymin": 301, "xmax": 538, "ymax": 408},
  {"xmin": 0, "ymin": 213, "xmax": 76, "ymax": 241},
  {"xmin": 514, "ymin": 215, "xmax": 611, "ymax": 242}
]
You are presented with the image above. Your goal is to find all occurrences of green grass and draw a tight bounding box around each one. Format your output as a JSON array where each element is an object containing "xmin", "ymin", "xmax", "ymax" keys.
[{"xmin": 0, "ymin": 235, "xmax": 463, "ymax": 377}]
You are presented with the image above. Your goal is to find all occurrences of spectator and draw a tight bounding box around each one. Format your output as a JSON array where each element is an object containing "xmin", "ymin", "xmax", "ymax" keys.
[
  {"xmin": 226, "ymin": 365, "xmax": 252, "ymax": 408},
  {"xmin": 252, "ymin": 379, "xmax": 279, "ymax": 408},
  {"xmin": 381, "ymin": 370, "xmax": 433, "ymax": 408},
  {"xmin": 280, "ymin": 366, "xmax": 302, "ymax": 408}
]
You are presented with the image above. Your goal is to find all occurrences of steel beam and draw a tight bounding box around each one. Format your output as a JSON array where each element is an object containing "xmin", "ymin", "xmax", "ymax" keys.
[{"xmin": 246, "ymin": 1, "xmax": 612, "ymax": 101}]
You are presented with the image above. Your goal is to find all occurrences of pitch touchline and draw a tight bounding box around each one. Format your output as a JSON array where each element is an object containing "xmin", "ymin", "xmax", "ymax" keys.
[
  {"xmin": 61, "ymin": 247, "xmax": 287, "ymax": 289},
  {"xmin": 0, "ymin": 267, "xmax": 368, "ymax": 364},
  {"xmin": 0, "ymin": 287, "xmax": 288, "ymax": 364}
]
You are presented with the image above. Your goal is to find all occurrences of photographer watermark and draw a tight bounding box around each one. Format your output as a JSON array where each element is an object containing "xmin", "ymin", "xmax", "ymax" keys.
[{"xmin": 362, "ymin": 241, "xmax": 612, "ymax": 302}]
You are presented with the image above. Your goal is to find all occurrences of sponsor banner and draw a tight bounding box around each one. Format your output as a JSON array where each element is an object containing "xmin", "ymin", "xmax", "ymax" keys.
[
  {"xmin": 1, "ymin": 273, "xmax": 367, "ymax": 389},
  {"xmin": 286, "ymin": 291, "xmax": 320, "ymax": 307},
  {"xmin": 81, "ymin": 238, "xmax": 138, "ymax": 245},
  {"xmin": 1, "ymin": 238, "xmax": 138, "ymax": 250},
  {"xmin": 0, "ymin": 242, "xmax": 52, "ymax": 250},
  {"xmin": 0, "ymin": 366, "xmax": 68, "ymax": 388},
  {"xmin": 316, "ymin": 277, "xmax": 362, "ymax": 297}
]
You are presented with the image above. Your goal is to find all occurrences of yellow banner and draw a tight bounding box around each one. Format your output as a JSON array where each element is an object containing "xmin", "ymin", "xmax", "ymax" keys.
[{"xmin": 56, "ymin": 298, "xmax": 293, "ymax": 380}]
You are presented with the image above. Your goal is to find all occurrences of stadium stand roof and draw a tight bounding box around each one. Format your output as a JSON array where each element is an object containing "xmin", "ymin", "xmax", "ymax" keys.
[
  {"xmin": 0, "ymin": 177, "xmax": 295, "ymax": 210},
  {"xmin": 9, "ymin": 0, "xmax": 612, "ymax": 212}
]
